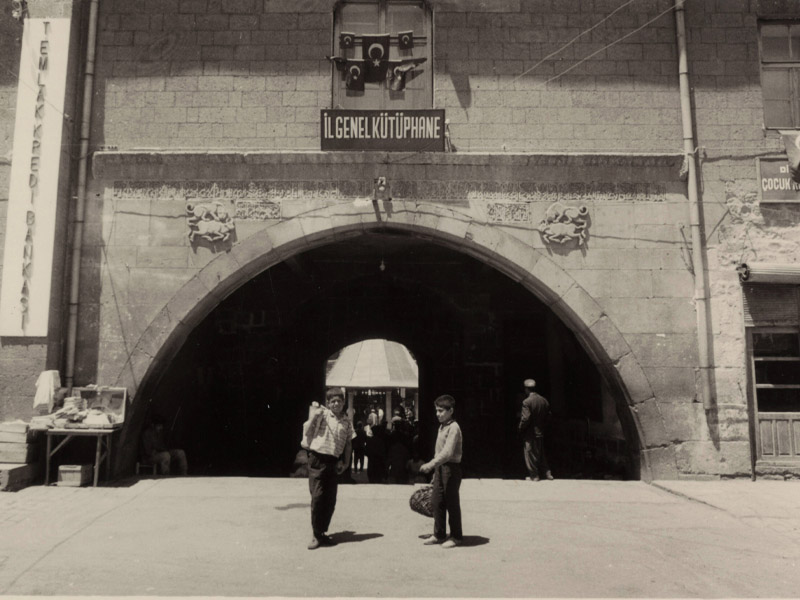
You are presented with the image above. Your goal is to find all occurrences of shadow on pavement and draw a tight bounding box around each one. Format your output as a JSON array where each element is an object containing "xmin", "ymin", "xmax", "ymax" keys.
[
  {"xmin": 330, "ymin": 530, "xmax": 384, "ymax": 544},
  {"xmin": 414, "ymin": 534, "xmax": 490, "ymax": 547},
  {"xmin": 275, "ymin": 503, "xmax": 309, "ymax": 510},
  {"xmin": 461, "ymin": 535, "xmax": 490, "ymax": 547},
  {"xmin": 100, "ymin": 477, "xmax": 142, "ymax": 488}
]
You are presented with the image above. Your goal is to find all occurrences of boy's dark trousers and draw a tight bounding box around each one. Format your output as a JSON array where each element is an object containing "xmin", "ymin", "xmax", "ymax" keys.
[
  {"xmin": 431, "ymin": 462, "xmax": 462, "ymax": 541},
  {"xmin": 307, "ymin": 450, "xmax": 338, "ymax": 537}
]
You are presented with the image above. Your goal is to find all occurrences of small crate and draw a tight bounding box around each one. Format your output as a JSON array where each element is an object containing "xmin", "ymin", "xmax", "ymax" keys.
[{"xmin": 58, "ymin": 464, "xmax": 93, "ymax": 487}]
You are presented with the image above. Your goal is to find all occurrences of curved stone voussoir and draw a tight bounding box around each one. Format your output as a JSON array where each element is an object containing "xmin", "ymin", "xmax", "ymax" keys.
[
  {"xmin": 616, "ymin": 352, "xmax": 655, "ymax": 405},
  {"xmin": 126, "ymin": 207, "xmax": 654, "ymax": 481}
]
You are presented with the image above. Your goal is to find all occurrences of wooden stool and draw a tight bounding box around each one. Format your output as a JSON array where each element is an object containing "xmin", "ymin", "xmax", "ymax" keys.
[{"xmin": 136, "ymin": 461, "xmax": 157, "ymax": 475}]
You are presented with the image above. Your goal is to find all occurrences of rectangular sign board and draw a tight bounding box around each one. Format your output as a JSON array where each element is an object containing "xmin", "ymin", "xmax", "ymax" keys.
[
  {"xmin": 0, "ymin": 18, "xmax": 70, "ymax": 336},
  {"xmin": 759, "ymin": 157, "xmax": 800, "ymax": 203},
  {"xmin": 321, "ymin": 109, "xmax": 445, "ymax": 152}
]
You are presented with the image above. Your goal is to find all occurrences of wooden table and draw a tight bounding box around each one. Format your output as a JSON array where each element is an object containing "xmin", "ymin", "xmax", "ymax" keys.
[{"xmin": 45, "ymin": 428, "xmax": 118, "ymax": 487}]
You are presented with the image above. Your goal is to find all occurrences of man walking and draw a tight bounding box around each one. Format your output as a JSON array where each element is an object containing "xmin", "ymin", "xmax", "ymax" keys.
[{"xmin": 518, "ymin": 379, "xmax": 553, "ymax": 481}]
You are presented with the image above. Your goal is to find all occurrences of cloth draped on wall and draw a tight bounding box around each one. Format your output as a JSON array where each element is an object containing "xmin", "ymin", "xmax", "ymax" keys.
[{"xmin": 33, "ymin": 370, "xmax": 61, "ymax": 414}]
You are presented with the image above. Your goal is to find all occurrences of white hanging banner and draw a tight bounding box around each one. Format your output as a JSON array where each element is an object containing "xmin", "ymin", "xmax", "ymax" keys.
[{"xmin": 0, "ymin": 19, "xmax": 70, "ymax": 336}]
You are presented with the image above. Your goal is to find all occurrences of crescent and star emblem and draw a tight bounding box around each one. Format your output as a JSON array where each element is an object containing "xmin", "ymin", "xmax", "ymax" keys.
[{"xmin": 368, "ymin": 42, "xmax": 384, "ymax": 66}]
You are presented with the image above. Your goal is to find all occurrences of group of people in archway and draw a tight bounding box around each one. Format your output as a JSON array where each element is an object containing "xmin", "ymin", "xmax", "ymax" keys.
[{"xmin": 351, "ymin": 405, "xmax": 426, "ymax": 485}]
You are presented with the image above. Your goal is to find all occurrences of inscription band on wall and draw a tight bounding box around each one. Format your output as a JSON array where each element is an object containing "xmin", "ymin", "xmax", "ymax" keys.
[{"xmin": 111, "ymin": 180, "xmax": 667, "ymax": 211}]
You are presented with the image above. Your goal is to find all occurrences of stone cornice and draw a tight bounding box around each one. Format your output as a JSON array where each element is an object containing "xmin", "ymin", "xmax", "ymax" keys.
[
  {"xmin": 265, "ymin": 0, "xmax": 520, "ymax": 12},
  {"xmin": 92, "ymin": 151, "xmax": 683, "ymax": 181}
]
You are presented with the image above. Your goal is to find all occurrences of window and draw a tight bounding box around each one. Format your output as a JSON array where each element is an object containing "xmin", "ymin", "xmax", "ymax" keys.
[
  {"xmin": 332, "ymin": 0, "xmax": 432, "ymax": 109},
  {"xmin": 760, "ymin": 22, "xmax": 800, "ymax": 128},
  {"xmin": 751, "ymin": 330, "xmax": 800, "ymax": 413}
]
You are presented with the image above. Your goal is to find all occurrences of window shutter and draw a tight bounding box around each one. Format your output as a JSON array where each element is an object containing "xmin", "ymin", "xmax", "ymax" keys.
[{"xmin": 742, "ymin": 284, "xmax": 800, "ymax": 326}]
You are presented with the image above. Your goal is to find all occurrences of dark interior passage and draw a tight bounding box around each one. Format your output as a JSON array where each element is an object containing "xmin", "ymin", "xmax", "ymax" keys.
[{"xmin": 142, "ymin": 231, "xmax": 638, "ymax": 479}]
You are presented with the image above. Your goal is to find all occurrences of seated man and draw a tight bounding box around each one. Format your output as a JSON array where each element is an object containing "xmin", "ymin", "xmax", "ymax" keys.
[{"xmin": 140, "ymin": 414, "xmax": 188, "ymax": 476}]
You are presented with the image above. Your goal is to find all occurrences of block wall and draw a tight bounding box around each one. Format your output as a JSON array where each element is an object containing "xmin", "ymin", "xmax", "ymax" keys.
[
  {"xmin": 93, "ymin": 0, "xmax": 684, "ymax": 152},
  {"xmin": 688, "ymin": 0, "xmax": 800, "ymax": 477},
  {"xmin": 0, "ymin": 11, "xmax": 42, "ymax": 422},
  {"xmin": 0, "ymin": 1, "xmax": 80, "ymax": 421},
  {"xmin": 3, "ymin": 0, "xmax": 799, "ymax": 479},
  {"xmin": 93, "ymin": 0, "xmax": 331, "ymax": 150}
]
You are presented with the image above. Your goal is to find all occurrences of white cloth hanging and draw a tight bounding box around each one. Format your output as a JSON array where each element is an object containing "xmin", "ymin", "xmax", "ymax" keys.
[{"xmin": 33, "ymin": 370, "xmax": 61, "ymax": 414}]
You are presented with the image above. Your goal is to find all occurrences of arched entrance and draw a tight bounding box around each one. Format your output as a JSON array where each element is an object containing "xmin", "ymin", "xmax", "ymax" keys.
[{"xmin": 119, "ymin": 214, "xmax": 648, "ymax": 480}]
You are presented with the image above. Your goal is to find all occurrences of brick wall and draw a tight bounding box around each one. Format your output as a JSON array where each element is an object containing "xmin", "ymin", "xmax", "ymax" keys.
[
  {"xmin": 0, "ymin": 2, "xmax": 79, "ymax": 421},
  {"xmin": 93, "ymin": 0, "xmax": 331, "ymax": 150},
  {"xmin": 4, "ymin": 0, "xmax": 800, "ymax": 477},
  {"xmin": 436, "ymin": 0, "xmax": 682, "ymax": 152},
  {"xmin": 0, "ymin": 8, "xmax": 40, "ymax": 423},
  {"xmin": 687, "ymin": 0, "xmax": 800, "ymax": 474},
  {"xmin": 94, "ymin": 0, "xmax": 689, "ymax": 153}
]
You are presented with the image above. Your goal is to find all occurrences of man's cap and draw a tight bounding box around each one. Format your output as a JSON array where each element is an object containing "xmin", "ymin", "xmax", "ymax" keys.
[{"xmin": 523, "ymin": 379, "xmax": 536, "ymax": 388}]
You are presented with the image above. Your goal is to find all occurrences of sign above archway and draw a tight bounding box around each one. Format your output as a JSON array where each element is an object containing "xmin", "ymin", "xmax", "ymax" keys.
[{"xmin": 321, "ymin": 109, "xmax": 445, "ymax": 151}]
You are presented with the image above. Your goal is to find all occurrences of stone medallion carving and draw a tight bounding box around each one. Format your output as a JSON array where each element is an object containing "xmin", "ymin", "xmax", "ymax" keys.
[
  {"xmin": 186, "ymin": 201, "xmax": 236, "ymax": 243},
  {"xmin": 538, "ymin": 202, "xmax": 590, "ymax": 246}
]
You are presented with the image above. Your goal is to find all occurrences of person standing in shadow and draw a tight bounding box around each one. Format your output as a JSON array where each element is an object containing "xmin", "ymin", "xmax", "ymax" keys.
[
  {"xmin": 140, "ymin": 414, "xmax": 188, "ymax": 476},
  {"xmin": 518, "ymin": 378, "xmax": 553, "ymax": 482},
  {"xmin": 366, "ymin": 422, "xmax": 387, "ymax": 483},
  {"xmin": 352, "ymin": 421, "xmax": 367, "ymax": 473}
]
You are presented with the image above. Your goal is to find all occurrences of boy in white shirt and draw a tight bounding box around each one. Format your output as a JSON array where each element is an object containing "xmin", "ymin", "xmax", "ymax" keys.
[{"xmin": 302, "ymin": 387, "xmax": 353, "ymax": 550}]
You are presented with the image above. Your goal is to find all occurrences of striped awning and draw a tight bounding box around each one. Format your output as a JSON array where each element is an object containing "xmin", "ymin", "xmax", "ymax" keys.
[{"xmin": 326, "ymin": 339, "xmax": 418, "ymax": 389}]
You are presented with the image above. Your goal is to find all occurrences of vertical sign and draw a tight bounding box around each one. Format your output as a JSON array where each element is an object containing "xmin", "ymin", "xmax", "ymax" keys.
[{"xmin": 0, "ymin": 19, "xmax": 70, "ymax": 336}]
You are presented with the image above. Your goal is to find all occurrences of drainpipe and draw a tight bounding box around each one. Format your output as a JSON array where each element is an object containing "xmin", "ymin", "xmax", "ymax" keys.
[
  {"xmin": 65, "ymin": 0, "xmax": 100, "ymax": 389},
  {"xmin": 675, "ymin": 1, "xmax": 714, "ymax": 412}
]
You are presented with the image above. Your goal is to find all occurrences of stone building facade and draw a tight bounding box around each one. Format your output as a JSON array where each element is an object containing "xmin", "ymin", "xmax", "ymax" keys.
[{"xmin": 1, "ymin": 0, "xmax": 799, "ymax": 480}]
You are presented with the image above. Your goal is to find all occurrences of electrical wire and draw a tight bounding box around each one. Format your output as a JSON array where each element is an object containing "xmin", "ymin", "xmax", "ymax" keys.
[
  {"xmin": 539, "ymin": 1, "xmax": 682, "ymax": 89},
  {"xmin": 505, "ymin": 0, "xmax": 642, "ymax": 88}
]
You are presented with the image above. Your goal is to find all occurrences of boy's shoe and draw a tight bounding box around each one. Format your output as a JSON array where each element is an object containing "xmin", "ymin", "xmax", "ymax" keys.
[
  {"xmin": 545, "ymin": 471, "xmax": 554, "ymax": 480},
  {"xmin": 318, "ymin": 534, "xmax": 337, "ymax": 546},
  {"xmin": 530, "ymin": 476, "xmax": 540, "ymax": 482},
  {"xmin": 308, "ymin": 537, "xmax": 321, "ymax": 550},
  {"xmin": 423, "ymin": 535, "xmax": 445, "ymax": 545},
  {"xmin": 442, "ymin": 538, "xmax": 462, "ymax": 549}
]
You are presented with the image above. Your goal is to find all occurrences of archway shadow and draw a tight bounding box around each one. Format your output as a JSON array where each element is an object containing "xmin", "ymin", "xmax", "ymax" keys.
[{"xmin": 330, "ymin": 530, "xmax": 384, "ymax": 544}]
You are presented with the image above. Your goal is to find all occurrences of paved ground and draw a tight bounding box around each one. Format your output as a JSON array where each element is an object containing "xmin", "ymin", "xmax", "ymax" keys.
[{"xmin": 0, "ymin": 477, "xmax": 798, "ymax": 598}]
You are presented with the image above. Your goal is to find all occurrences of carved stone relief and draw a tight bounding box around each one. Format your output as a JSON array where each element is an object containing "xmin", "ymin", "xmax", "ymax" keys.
[
  {"xmin": 537, "ymin": 202, "xmax": 590, "ymax": 247},
  {"xmin": 487, "ymin": 202, "xmax": 531, "ymax": 224},
  {"xmin": 110, "ymin": 180, "xmax": 661, "ymax": 237},
  {"xmin": 186, "ymin": 201, "xmax": 236, "ymax": 243}
]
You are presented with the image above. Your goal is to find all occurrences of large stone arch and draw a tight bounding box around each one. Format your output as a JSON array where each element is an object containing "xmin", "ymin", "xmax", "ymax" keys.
[{"xmin": 115, "ymin": 202, "xmax": 656, "ymax": 479}]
